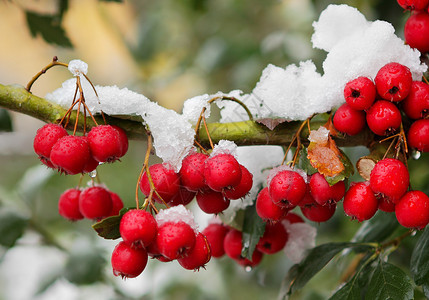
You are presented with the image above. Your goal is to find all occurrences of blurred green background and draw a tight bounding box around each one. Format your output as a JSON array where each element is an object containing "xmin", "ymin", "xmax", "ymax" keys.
[{"xmin": 1, "ymin": 0, "xmax": 427, "ymax": 299}]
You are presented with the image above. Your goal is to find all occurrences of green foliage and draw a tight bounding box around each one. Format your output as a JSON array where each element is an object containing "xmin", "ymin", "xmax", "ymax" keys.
[
  {"xmin": 0, "ymin": 208, "xmax": 28, "ymax": 248},
  {"xmin": 92, "ymin": 207, "xmax": 131, "ymax": 240},
  {"xmin": 241, "ymin": 202, "xmax": 266, "ymax": 260},
  {"xmin": 64, "ymin": 247, "xmax": 106, "ymax": 285},
  {"xmin": 352, "ymin": 211, "xmax": 399, "ymax": 243},
  {"xmin": 25, "ymin": 11, "xmax": 72, "ymax": 47},
  {"xmin": 410, "ymin": 227, "xmax": 429, "ymax": 285},
  {"xmin": 0, "ymin": 108, "xmax": 12, "ymax": 132}
]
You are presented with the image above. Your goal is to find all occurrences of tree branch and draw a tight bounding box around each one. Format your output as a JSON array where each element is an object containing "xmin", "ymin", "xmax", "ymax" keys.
[{"xmin": 0, "ymin": 83, "xmax": 372, "ymax": 148}]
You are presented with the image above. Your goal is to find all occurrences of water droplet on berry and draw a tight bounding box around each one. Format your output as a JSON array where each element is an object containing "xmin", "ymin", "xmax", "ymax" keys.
[
  {"xmin": 412, "ymin": 150, "xmax": 421, "ymax": 160},
  {"xmin": 245, "ymin": 266, "xmax": 252, "ymax": 272},
  {"xmin": 411, "ymin": 230, "xmax": 417, "ymax": 237},
  {"xmin": 89, "ymin": 170, "xmax": 97, "ymax": 178}
]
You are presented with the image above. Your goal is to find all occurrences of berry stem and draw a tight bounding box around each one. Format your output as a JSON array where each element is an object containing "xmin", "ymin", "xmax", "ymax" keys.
[
  {"xmin": 202, "ymin": 116, "xmax": 214, "ymax": 149},
  {"xmin": 136, "ymin": 132, "xmax": 153, "ymax": 209},
  {"xmin": 25, "ymin": 56, "xmax": 68, "ymax": 92},
  {"xmin": 281, "ymin": 117, "xmax": 311, "ymax": 166}
]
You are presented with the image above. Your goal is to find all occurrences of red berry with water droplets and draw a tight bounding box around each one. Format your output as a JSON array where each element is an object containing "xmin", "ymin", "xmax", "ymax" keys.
[
  {"xmin": 397, "ymin": 0, "xmax": 429, "ymax": 11},
  {"xmin": 256, "ymin": 222, "xmax": 288, "ymax": 254},
  {"xmin": 269, "ymin": 170, "xmax": 306, "ymax": 208},
  {"xmin": 370, "ymin": 158, "xmax": 409, "ymax": 203},
  {"xmin": 309, "ymin": 172, "xmax": 345, "ymax": 206},
  {"xmin": 343, "ymin": 182, "xmax": 378, "ymax": 222},
  {"xmin": 156, "ymin": 221, "xmax": 196, "ymax": 260},
  {"xmin": 224, "ymin": 229, "xmax": 263, "ymax": 267},
  {"xmin": 111, "ymin": 241, "xmax": 148, "ymax": 279},
  {"xmin": 378, "ymin": 195, "xmax": 396, "ymax": 213},
  {"xmin": 366, "ymin": 100, "xmax": 402, "ymax": 136},
  {"xmin": 108, "ymin": 191, "xmax": 124, "ymax": 216},
  {"xmin": 168, "ymin": 187, "xmax": 196, "ymax": 207},
  {"xmin": 196, "ymin": 189, "xmax": 230, "ymax": 214},
  {"xmin": 402, "ymin": 81, "xmax": 429, "ymax": 119},
  {"xmin": 112, "ymin": 125, "xmax": 129, "ymax": 157},
  {"xmin": 395, "ymin": 191, "xmax": 429, "ymax": 229},
  {"xmin": 58, "ymin": 188, "xmax": 83, "ymax": 221},
  {"xmin": 50, "ymin": 135, "xmax": 91, "ymax": 175},
  {"xmin": 375, "ymin": 62, "xmax": 412, "ymax": 102},
  {"xmin": 202, "ymin": 223, "xmax": 229, "ymax": 258},
  {"xmin": 139, "ymin": 163, "xmax": 180, "ymax": 203},
  {"xmin": 33, "ymin": 123, "xmax": 68, "ymax": 167},
  {"xmin": 79, "ymin": 186, "xmax": 112, "ymax": 220},
  {"xmin": 256, "ymin": 187, "xmax": 289, "ymax": 222},
  {"xmin": 87, "ymin": 125, "xmax": 122, "ymax": 163},
  {"xmin": 179, "ymin": 152, "xmax": 208, "ymax": 191},
  {"xmin": 204, "ymin": 153, "xmax": 242, "ymax": 192},
  {"xmin": 344, "ymin": 77, "xmax": 376, "ymax": 110},
  {"xmin": 223, "ymin": 165, "xmax": 253, "ymax": 200},
  {"xmin": 120, "ymin": 209, "xmax": 157, "ymax": 248},
  {"xmin": 178, "ymin": 232, "xmax": 211, "ymax": 270},
  {"xmin": 301, "ymin": 202, "xmax": 336, "ymax": 222},
  {"xmin": 333, "ymin": 103, "xmax": 366, "ymax": 136},
  {"xmin": 405, "ymin": 11, "xmax": 429, "ymax": 53},
  {"xmin": 407, "ymin": 119, "xmax": 429, "ymax": 152}
]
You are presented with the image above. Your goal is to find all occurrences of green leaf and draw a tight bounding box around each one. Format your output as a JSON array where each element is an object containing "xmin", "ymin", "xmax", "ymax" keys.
[
  {"xmin": 0, "ymin": 208, "xmax": 28, "ymax": 248},
  {"xmin": 25, "ymin": 11, "xmax": 72, "ymax": 47},
  {"xmin": 422, "ymin": 284, "xmax": 429, "ymax": 299},
  {"xmin": 352, "ymin": 211, "xmax": 399, "ymax": 243},
  {"xmin": 241, "ymin": 202, "xmax": 266, "ymax": 260},
  {"xmin": 280, "ymin": 242, "xmax": 374, "ymax": 298},
  {"xmin": 0, "ymin": 108, "xmax": 12, "ymax": 132},
  {"xmin": 410, "ymin": 227, "xmax": 429, "ymax": 285},
  {"xmin": 64, "ymin": 248, "xmax": 105, "ymax": 285},
  {"xmin": 298, "ymin": 147, "xmax": 318, "ymax": 175},
  {"xmin": 325, "ymin": 149, "xmax": 354, "ymax": 186},
  {"xmin": 329, "ymin": 274, "xmax": 361, "ymax": 300},
  {"xmin": 92, "ymin": 207, "xmax": 131, "ymax": 240},
  {"xmin": 366, "ymin": 260, "xmax": 413, "ymax": 300}
]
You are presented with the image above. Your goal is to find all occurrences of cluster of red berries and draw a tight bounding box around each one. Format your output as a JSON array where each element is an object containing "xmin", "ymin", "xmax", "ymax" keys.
[
  {"xmin": 344, "ymin": 157, "xmax": 429, "ymax": 229},
  {"xmin": 139, "ymin": 151, "xmax": 253, "ymax": 214},
  {"xmin": 333, "ymin": 62, "xmax": 429, "ymax": 153},
  {"xmin": 201, "ymin": 213, "xmax": 304, "ymax": 268},
  {"xmin": 111, "ymin": 207, "xmax": 211, "ymax": 278},
  {"xmin": 33, "ymin": 123, "xmax": 128, "ymax": 175},
  {"xmin": 256, "ymin": 168, "xmax": 345, "ymax": 224},
  {"xmin": 58, "ymin": 186, "xmax": 124, "ymax": 221},
  {"xmin": 398, "ymin": 0, "xmax": 429, "ymax": 53}
]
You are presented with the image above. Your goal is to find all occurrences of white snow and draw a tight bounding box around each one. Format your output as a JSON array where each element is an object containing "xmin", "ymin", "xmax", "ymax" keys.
[
  {"xmin": 218, "ymin": 4, "xmax": 427, "ymax": 122},
  {"xmin": 283, "ymin": 220, "xmax": 317, "ymax": 263},
  {"xmin": 182, "ymin": 94, "xmax": 211, "ymax": 125},
  {"xmin": 210, "ymin": 140, "xmax": 238, "ymax": 158},
  {"xmin": 308, "ymin": 126, "xmax": 330, "ymax": 144},
  {"xmin": 155, "ymin": 205, "xmax": 198, "ymax": 233},
  {"xmin": 67, "ymin": 59, "xmax": 88, "ymax": 76}
]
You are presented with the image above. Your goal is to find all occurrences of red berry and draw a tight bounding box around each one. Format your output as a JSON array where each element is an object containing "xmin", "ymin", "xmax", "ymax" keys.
[
  {"xmin": 87, "ymin": 125, "xmax": 122, "ymax": 163},
  {"xmin": 256, "ymin": 222, "xmax": 288, "ymax": 254},
  {"xmin": 223, "ymin": 165, "xmax": 253, "ymax": 200},
  {"xmin": 111, "ymin": 241, "xmax": 148, "ymax": 278},
  {"xmin": 79, "ymin": 186, "xmax": 113, "ymax": 220},
  {"xmin": 139, "ymin": 164, "xmax": 180, "ymax": 203},
  {"xmin": 375, "ymin": 62, "xmax": 412, "ymax": 102},
  {"xmin": 309, "ymin": 172, "xmax": 345, "ymax": 206},
  {"xmin": 301, "ymin": 202, "xmax": 336, "ymax": 222},
  {"xmin": 333, "ymin": 103, "xmax": 366, "ymax": 136},
  {"xmin": 146, "ymin": 242, "xmax": 173, "ymax": 262},
  {"xmin": 298, "ymin": 186, "xmax": 316, "ymax": 207},
  {"xmin": 223, "ymin": 229, "xmax": 263, "ymax": 267},
  {"xmin": 397, "ymin": 0, "xmax": 429, "ymax": 11},
  {"xmin": 269, "ymin": 170, "xmax": 306, "ymax": 208},
  {"xmin": 344, "ymin": 77, "xmax": 376, "ymax": 110},
  {"xmin": 366, "ymin": 100, "xmax": 402, "ymax": 136},
  {"xmin": 179, "ymin": 152, "xmax": 209, "ymax": 191},
  {"xmin": 58, "ymin": 188, "xmax": 83, "ymax": 221},
  {"xmin": 256, "ymin": 187, "xmax": 288, "ymax": 222},
  {"xmin": 402, "ymin": 81, "xmax": 429, "ymax": 119},
  {"xmin": 82, "ymin": 154, "xmax": 99, "ymax": 174},
  {"xmin": 343, "ymin": 182, "xmax": 378, "ymax": 222},
  {"xmin": 120, "ymin": 209, "xmax": 157, "ymax": 248},
  {"xmin": 108, "ymin": 191, "xmax": 124, "ymax": 216},
  {"xmin": 196, "ymin": 189, "xmax": 230, "ymax": 214},
  {"xmin": 111, "ymin": 125, "xmax": 129, "ymax": 157},
  {"xmin": 168, "ymin": 187, "xmax": 196, "ymax": 207},
  {"xmin": 407, "ymin": 119, "xmax": 429, "ymax": 152},
  {"xmin": 178, "ymin": 232, "xmax": 211, "ymax": 270},
  {"xmin": 282, "ymin": 212, "xmax": 305, "ymax": 224},
  {"xmin": 378, "ymin": 195, "xmax": 396, "ymax": 213},
  {"xmin": 202, "ymin": 223, "xmax": 229, "ymax": 258},
  {"xmin": 235, "ymin": 249, "xmax": 263, "ymax": 268},
  {"xmin": 405, "ymin": 11, "xmax": 429, "ymax": 53},
  {"xmin": 370, "ymin": 158, "xmax": 410, "ymax": 203},
  {"xmin": 395, "ymin": 191, "xmax": 429, "ymax": 229},
  {"xmin": 33, "ymin": 124, "xmax": 68, "ymax": 166},
  {"xmin": 204, "ymin": 153, "xmax": 242, "ymax": 192},
  {"xmin": 156, "ymin": 221, "xmax": 196, "ymax": 260},
  {"xmin": 50, "ymin": 135, "xmax": 91, "ymax": 175}
]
